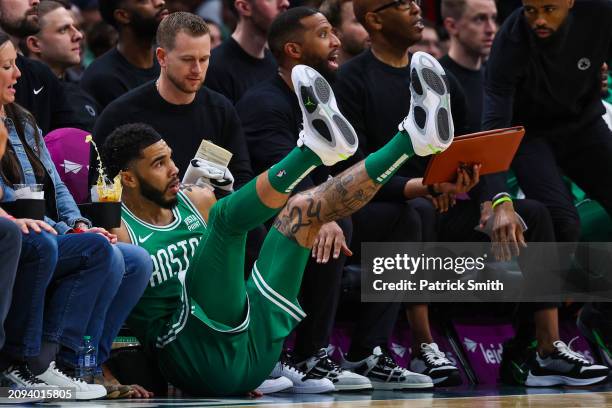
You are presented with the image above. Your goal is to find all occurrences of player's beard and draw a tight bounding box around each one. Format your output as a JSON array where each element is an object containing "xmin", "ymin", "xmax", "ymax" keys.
[
  {"xmin": 1, "ymin": 14, "xmax": 39, "ymax": 38},
  {"xmin": 138, "ymin": 174, "xmax": 178, "ymax": 209},
  {"xmin": 166, "ymin": 68, "xmax": 204, "ymax": 95},
  {"xmin": 301, "ymin": 51, "xmax": 337, "ymax": 82},
  {"xmin": 130, "ymin": 11, "xmax": 160, "ymax": 40}
]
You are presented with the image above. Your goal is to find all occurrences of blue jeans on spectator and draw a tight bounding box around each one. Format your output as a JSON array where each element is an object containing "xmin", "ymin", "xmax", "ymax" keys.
[
  {"xmin": 43, "ymin": 233, "xmax": 115, "ymax": 363},
  {"xmin": 1, "ymin": 231, "xmax": 58, "ymax": 362},
  {"xmin": 87, "ymin": 243, "xmax": 151, "ymax": 367},
  {"xmin": 2, "ymin": 232, "xmax": 144, "ymax": 373},
  {"xmin": 0, "ymin": 218, "xmax": 21, "ymax": 350}
]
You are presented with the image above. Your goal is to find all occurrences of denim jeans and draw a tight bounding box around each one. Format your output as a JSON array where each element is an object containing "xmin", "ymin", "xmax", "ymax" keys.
[
  {"xmin": 87, "ymin": 243, "xmax": 151, "ymax": 366},
  {"xmin": 2, "ymin": 232, "xmax": 146, "ymax": 370},
  {"xmin": 0, "ymin": 218, "xmax": 21, "ymax": 350},
  {"xmin": 43, "ymin": 233, "xmax": 115, "ymax": 356},
  {"xmin": 1, "ymin": 230, "xmax": 58, "ymax": 360}
]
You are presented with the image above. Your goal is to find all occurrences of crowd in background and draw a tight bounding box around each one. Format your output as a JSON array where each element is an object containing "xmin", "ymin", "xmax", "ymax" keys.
[{"xmin": 0, "ymin": 0, "xmax": 611, "ymax": 400}]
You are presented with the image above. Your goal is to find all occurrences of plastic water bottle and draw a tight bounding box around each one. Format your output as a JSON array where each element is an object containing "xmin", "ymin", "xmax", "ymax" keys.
[{"xmin": 76, "ymin": 335, "xmax": 96, "ymax": 382}]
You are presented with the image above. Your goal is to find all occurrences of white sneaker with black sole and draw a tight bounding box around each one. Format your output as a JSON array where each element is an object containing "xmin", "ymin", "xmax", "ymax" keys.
[
  {"xmin": 255, "ymin": 376, "xmax": 293, "ymax": 394},
  {"xmin": 399, "ymin": 51, "xmax": 454, "ymax": 156},
  {"xmin": 36, "ymin": 361, "xmax": 107, "ymax": 400},
  {"xmin": 270, "ymin": 359, "xmax": 335, "ymax": 393},
  {"xmin": 525, "ymin": 340, "xmax": 610, "ymax": 386},
  {"xmin": 341, "ymin": 346, "xmax": 433, "ymax": 390},
  {"xmin": 410, "ymin": 343, "xmax": 462, "ymax": 386},
  {"xmin": 291, "ymin": 64, "xmax": 358, "ymax": 166},
  {"xmin": 296, "ymin": 348, "xmax": 372, "ymax": 391}
]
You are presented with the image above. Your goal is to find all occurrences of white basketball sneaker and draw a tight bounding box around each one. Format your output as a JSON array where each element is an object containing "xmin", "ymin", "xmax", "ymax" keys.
[
  {"xmin": 291, "ymin": 64, "xmax": 358, "ymax": 166},
  {"xmin": 255, "ymin": 376, "xmax": 293, "ymax": 394},
  {"xmin": 399, "ymin": 51, "xmax": 454, "ymax": 156},
  {"xmin": 270, "ymin": 359, "xmax": 335, "ymax": 393},
  {"xmin": 36, "ymin": 362, "xmax": 107, "ymax": 400}
]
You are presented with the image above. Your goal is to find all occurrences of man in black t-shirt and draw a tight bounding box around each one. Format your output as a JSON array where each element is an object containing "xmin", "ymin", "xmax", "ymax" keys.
[
  {"xmin": 482, "ymin": 0, "xmax": 612, "ymax": 380},
  {"xmin": 204, "ymin": 0, "xmax": 288, "ymax": 104},
  {"xmin": 237, "ymin": 7, "xmax": 376, "ymax": 392},
  {"xmin": 93, "ymin": 12, "xmax": 252, "ymax": 190},
  {"xmin": 439, "ymin": 0, "xmax": 497, "ymax": 133},
  {"xmin": 80, "ymin": 0, "xmax": 169, "ymax": 110},
  {"xmin": 26, "ymin": 1, "xmax": 99, "ymax": 132},
  {"xmin": 335, "ymin": 0, "xmax": 473, "ymax": 387},
  {"xmin": 337, "ymin": 0, "xmax": 578, "ymax": 387},
  {"xmin": 0, "ymin": 0, "xmax": 87, "ymax": 134}
]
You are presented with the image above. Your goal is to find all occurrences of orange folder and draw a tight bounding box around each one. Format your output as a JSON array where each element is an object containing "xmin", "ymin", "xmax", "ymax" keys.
[{"xmin": 422, "ymin": 126, "xmax": 525, "ymax": 185}]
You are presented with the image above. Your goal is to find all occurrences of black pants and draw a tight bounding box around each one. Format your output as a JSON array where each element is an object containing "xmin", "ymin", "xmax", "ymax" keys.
[
  {"xmin": 347, "ymin": 198, "xmax": 433, "ymax": 358},
  {"xmin": 293, "ymin": 217, "xmax": 353, "ymax": 360},
  {"xmin": 512, "ymin": 118, "xmax": 612, "ymax": 242},
  {"xmin": 438, "ymin": 198, "xmax": 558, "ymax": 311},
  {"xmin": 512, "ymin": 119, "xmax": 612, "ymax": 321}
]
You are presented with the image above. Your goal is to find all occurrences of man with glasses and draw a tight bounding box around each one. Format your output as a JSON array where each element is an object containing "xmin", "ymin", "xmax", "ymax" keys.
[{"xmin": 333, "ymin": 0, "xmax": 471, "ymax": 387}]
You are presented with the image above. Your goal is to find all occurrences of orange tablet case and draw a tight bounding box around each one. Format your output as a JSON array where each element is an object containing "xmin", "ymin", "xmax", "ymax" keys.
[{"xmin": 422, "ymin": 126, "xmax": 525, "ymax": 185}]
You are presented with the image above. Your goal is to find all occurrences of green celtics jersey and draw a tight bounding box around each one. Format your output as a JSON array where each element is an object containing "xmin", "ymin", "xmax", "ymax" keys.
[{"xmin": 122, "ymin": 190, "xmax": 208, "ymax": 351}]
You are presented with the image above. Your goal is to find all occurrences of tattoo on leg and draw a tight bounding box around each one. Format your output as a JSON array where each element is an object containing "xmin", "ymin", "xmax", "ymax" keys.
[{"xmin": 274, "ymin": 162, "xmax": 381, "ymax": 239}]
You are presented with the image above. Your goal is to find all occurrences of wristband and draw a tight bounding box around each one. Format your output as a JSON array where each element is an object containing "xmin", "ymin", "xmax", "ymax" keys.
[
  {"xmin": 427, "ymin": 184, "xmax": 442, "ymax": 197},
  {"xmin": 492, "ymin": 196, "xmax": 512, "ymax": 209},
  {"xmin": 491, "ymin": 192, "xmax": 511, "ymax": 202}
]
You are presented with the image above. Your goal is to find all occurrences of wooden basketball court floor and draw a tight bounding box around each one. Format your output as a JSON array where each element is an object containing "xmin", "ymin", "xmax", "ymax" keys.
[{"xmin": 35, "ymin": 383, "xmax": 612, "ymax": 407}]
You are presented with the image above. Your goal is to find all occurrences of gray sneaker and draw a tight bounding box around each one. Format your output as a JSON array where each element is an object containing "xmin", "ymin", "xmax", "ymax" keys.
[{"xmin": 341, "ymin": 346, "xmax": 433, "ymax": 390}]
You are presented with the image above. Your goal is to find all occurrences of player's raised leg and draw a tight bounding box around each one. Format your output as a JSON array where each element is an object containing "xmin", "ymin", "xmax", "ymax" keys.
[
  {"xmin": 247, "ymin": 54, "xmax": 453, "ymax": 392},
  {"xmin": 186, "ymin": 64, "xmax": 359, "ymax": 327}
]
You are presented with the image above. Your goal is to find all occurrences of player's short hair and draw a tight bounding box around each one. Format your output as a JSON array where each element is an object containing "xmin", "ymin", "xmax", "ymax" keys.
[
  {"xmin": 37, "ymin": 1, "xmax": 69, "ymax": 29},
  {"xmin": 319, "ymin": 0, "xmax": 352, "ymax": 28},
  {"xmin": 268, "ymin": 6, "xmax": 319, "ymax": 62},
  {"xmin": 101, "ymin": 123, "xmax": 163, "ymax": 179},
  {"xmin": 156, "ymin": 12, "xmax": 210, "ymax": 51},
  {"xmin": 441, "ymin": 0, "xmax": 467, "ymax": 20},
  {"xmin": 99, "ymin": 0, "xmax": 125, "ymax": 28}
]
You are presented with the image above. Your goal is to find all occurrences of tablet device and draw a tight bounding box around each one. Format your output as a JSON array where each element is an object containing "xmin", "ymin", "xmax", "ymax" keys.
[{"xmin": 422, "ymin": 126, "xmax": 525, "ymax": 185}]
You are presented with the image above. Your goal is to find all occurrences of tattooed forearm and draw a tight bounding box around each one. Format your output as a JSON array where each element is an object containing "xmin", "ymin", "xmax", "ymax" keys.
[
  {"xmin": 274, "ymin": 162, "xmax": 381, "ymax": 239},
  {"xmin": 315, "ymin": 164, "xmax": 380, "ymax": 221}
]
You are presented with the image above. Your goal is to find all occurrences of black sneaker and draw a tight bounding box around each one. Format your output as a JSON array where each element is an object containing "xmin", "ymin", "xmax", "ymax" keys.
[
  {"xmin": 410, "ymin": 343, "xmax": 462, "ymax": 386},
  {"xmin": 525, "ymin": 340, "xmax": 609, "ymax": 386},
  {"xmin": 295, "ymin": 348, "xmax": 372, "ymax": 391},
  {"xmin": 341, "ymin": 346, "xmax": 433, "ymax": 390},
  {"xmin": 499, "ymin": 337, "xmax": 537, "ymax": 385}
]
